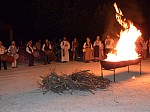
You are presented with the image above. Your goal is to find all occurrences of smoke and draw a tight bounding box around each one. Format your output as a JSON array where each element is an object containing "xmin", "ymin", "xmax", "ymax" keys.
[{"xmin": 118, "ymin": 0, "xmax": 144, "ymax": 25}]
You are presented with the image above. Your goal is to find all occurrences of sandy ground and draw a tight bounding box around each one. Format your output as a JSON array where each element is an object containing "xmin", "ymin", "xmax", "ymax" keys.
[{"xmin": 0, "ymin": 59, "xmax": 150, "ymax": 112}]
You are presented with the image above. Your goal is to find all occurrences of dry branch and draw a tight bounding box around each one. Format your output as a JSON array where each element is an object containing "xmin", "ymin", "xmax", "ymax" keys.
[{"xmin": 38, "ymin": 70, "xmax": 111, "ymax": 94}]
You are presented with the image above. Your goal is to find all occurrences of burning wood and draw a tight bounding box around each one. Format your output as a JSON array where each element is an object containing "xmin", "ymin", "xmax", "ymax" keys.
[
  {"xmin": 38, "ymin": 70, "xmax": 111, "ymax": 94},
  {"xmin": 100, "ymin": 58, "xmax": 142, "ymax": 82},
  {"xmin": 101, "ymin": 57, "xmax": 142, "ymax": 70},
  {"xmin": 105, "ymin": 3, "xmax": 142, "ymax": 62}
]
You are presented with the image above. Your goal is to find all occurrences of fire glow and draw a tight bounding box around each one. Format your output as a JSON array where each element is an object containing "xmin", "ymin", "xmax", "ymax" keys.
[{"xmin": 105, "ymin": 3, "xmax": 142, "ymax": 62}]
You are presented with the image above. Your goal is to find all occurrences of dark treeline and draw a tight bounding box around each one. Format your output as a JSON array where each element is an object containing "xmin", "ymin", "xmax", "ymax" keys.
[
  {"xmin": 31, "ymin": 0, "xmax": 116, "ymax": 42},
  {"xmin": 0, "ymin": 0, "xmax": 147, "ymax": 45},
  {"xmin": 31, "ymin": 0, "xmax": 145, "ymax": 42}
]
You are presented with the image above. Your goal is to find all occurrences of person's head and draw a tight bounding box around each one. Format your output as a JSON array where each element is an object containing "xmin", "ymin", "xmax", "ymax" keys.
[
  {"xmin": 45, "ymin": 39, "xmax": 49, "ymax": 44},
  {"xmin": 107, "ymin": 35, "xmax": 111, "ymax": 39},
  {"xmin": 86, "ymin": 37, "xmax": 90, "ymax": 43},
  {"xmin": 38, "ymin": 40, "xmax": 41, "ymax": 43},
  {"xmin": 29, "ymin": 40, "xmax": 32, "ymax": 44},
  {"xmin": 74, "ymin": 37, "xmax": 77, "ymax": 42},
  {"xmin": 96, "ymin": 36, "xmax": 100, "ymax": 41},
  {"xmin": 11, "ymin": 41, "xmax": 15, "ymax": 46},
  {"xmin": 28, "ymin": 41, "xmax": 32, "ymax": 46},
  {"xmin": 0, "ymin": 41, "xmax": 2, "ymax": 46},
  {"xmin": 63, "ymin": 37, "xmax": 66, "ymax": 41}
]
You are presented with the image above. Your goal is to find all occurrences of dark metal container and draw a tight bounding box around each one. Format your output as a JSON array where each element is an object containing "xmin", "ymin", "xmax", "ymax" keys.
[{"xmin": 100, "ymin": 58, "xmax": 142, "ymax": 70}]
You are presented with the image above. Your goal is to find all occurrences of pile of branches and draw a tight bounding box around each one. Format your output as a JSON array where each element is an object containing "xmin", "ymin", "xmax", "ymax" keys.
[{"xmin": 38, "ymin": 70, "xmax": 111, "ymax": 94}]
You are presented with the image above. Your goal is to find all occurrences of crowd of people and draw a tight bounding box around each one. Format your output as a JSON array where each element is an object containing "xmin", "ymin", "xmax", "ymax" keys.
[{"xmin": 0, "ymin": 35, "xmax": 150, "ymax": 70}]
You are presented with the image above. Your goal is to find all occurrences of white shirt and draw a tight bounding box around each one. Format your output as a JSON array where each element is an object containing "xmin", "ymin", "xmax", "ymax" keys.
[
  {"xmin": 83, "ymin": 42, "xmax": 93, "ymax": 49},
  {"xmin": 26, "ymin": 46, "xmax": 34, "ymax": 54},
  {"xmin": 93, "ymin": 40, "xmax": 103, "ymax": 47},
  {"xmin": 42, "ymin": 44, "xmax": 52, "ymax": 51},
  {"xmin": 60, "ymin": 41, "xmax": 70, "ymax": 49}
]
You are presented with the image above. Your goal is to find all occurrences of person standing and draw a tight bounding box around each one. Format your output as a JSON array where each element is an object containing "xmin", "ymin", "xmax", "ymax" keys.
[
  {"xmin": 135, "ymin": 37, "xmax": 142, "ymax": 56},
  {"xmin": 57, "ymin": 39, "xmax": 62, "ymax": 62},
  {"xmin": 0, "ymin": 41, "xmax": 7, "ymax": 70},
  {"xmin": 35, "ymin": 40, "xmax": 42, "ymax": 58},
  {"xmin": 105, "ymin": 35, "xmax": 114, "ymax": 56},
  {"xmin": 93, "ymin": 36, "xmax": 104, "ymax": 61},
  {"xmin": 8, "ymin": 41, "xmax": 19, "ymax": 68},
  {"xmin": 60, "ymin": 37, "xmax": 70, "ymax": 63},
  {"xmin": 71, "ymin": 37, "xmax": 79, "ymax": 61},
  {"xmin": 142, "ymin": 40, "xmax": 148, "ymax": 60},
  {"xmin": 26, "ymin": 40, "xmax": 35, "ymax": 66},
  {"xmin": 83, "ymin": 37, "xmax": 93, "ymax": 63},
  {"xmin": 35, "ymin": 40, "xmax": 41, "ymax": 51},
  {"xmin": 42, "ymin": 39, "xmax": 52, "ymax": 65}
]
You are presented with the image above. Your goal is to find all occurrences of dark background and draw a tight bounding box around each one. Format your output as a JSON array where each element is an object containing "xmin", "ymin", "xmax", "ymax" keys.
[{"xmin": 0, "ymin": 0, "xmax": 150, "ymax": 46}]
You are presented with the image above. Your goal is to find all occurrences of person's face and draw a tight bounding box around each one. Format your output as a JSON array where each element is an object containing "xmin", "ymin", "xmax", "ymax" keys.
[
  {"xmin": 28, "ymin": 42, "xmax": 32, "ymax": 46},
  {"xmin": 74, "ymin": 38, "xmax": 76, "ymax": 41},
  {"xmin": 63, "ymin": 37, "xmax": 66, "ymax": 41},
  {"xmin": 96, "ymin": 36, "xmax": 100, "ymax": 40},
  {"xmin": 86, "ymin": 38, "xmax": 90, "ymax": 42},
  {"xmin": 107, "ymin": 35, "xmax": 110, "ymax": 39},
  {"xmin": 45, "ymin": 39, "xmax": 49, "ymax": 43},
  {"xmin": 12, "ymin": 42, "xmax": 15, "ymax": 46}
]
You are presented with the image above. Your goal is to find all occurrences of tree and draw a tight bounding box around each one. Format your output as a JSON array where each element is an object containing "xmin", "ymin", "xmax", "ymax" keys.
[{"xmin": 31, "ymin": 0, "xmax": 118, "ymax": 39}]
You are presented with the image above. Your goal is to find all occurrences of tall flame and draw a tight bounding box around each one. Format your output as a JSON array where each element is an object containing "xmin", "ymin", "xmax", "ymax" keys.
[{"xmin": 105, "ymin": 3, "xmax": 142, "ymax": 62}]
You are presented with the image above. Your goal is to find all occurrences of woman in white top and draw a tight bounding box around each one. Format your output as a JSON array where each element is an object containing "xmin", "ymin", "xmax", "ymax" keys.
[
  {"xmin": 105, "ymin": 35, "xmax": 114, "ymax": 55},
  {"xmin": 142, "ymin": 40, "xmax": 148, "ymax": 60},
  {"xmin": 93, "ymin": 36, "xmax": 104, "ymax": 61},
  {"xmin": 83, "ymin": 37, "xmax": 93, "ymax": 63},
  {"xmin": 8, "ymin": 41, "xmax": 19, "ymax": 68}
]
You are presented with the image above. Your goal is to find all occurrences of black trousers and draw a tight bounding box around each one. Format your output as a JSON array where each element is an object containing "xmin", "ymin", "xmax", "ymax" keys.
[
  {"xmin": 43, "ymin": 55, "xmax": 50, "ymax": 64},
  {"xmin": 0, "ymin": 60, "xmax": 7, "ymax": 70},
  {"xmin": 28, "ymin": 54, "xmax": 34, "ymax": 66}
]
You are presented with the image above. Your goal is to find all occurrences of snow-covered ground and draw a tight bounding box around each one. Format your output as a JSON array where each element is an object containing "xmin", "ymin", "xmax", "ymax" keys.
[{"xmin": 0, "ymin": 59, "xmax": 150, "ymax": 112}]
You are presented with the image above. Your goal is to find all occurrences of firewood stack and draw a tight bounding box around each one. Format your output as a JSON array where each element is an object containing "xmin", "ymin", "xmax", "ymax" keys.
[{"xmin": 38, "ymin": 70, "xmax": 111, "ymax": 94}]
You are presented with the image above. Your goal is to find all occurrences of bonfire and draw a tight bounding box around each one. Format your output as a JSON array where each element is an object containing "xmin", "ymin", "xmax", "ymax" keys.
[
  {"xmin": 105, "ymin": 3, "xmax": 142, "ymax": 62},
  {"xmin": 100, "ymin": 3, "xmax": 142, "ymax": 82}
]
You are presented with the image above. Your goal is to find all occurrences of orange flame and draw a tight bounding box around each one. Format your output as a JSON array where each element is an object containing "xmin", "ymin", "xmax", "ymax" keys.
[{"xmin": 105, "ymin": 3, "xmax": 142, "ymax": 62}]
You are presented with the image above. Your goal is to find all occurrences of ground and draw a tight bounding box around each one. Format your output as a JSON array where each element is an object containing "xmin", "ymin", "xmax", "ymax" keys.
[{"xmin": 0, "ymin": 59, "xmax": 150, "ymax": 112}]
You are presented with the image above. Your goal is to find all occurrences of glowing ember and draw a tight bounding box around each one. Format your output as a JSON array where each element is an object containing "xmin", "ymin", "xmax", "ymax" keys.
[
  {"xmin": 132, "ymin": 76, "xmax": 136, "ymax": 79},
  {"xmin": 105, "ymin": 3, "xmax": 142, "ymax": 62}
]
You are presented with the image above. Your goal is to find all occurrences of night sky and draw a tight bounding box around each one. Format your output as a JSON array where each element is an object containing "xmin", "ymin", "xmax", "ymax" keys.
[{"xmin": 0, "ymin": 0, "xmax": 150, "ymax": 45}]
